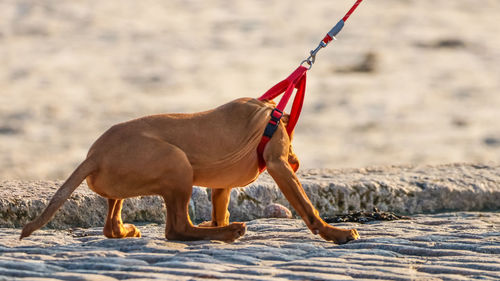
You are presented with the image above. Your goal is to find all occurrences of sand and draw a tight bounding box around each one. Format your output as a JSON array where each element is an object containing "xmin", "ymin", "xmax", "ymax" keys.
[
  {"xmin": 1, "ymin": 0, "xmax": 500, "ymax": 179},
  {"xmin": 1, "ymin": 214, "xmax": 499, "ymax": 280}
]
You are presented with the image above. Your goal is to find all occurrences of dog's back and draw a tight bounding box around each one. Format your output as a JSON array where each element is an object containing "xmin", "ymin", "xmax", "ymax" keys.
[{"xmin": 87, "ymin": 97, "xmax": 274, "ymax": 188}]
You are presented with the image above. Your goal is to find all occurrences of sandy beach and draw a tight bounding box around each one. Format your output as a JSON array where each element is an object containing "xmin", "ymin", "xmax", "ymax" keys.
[{"xmin": 1, "ymin": 0, "xmax": 500, "ymax": 179}]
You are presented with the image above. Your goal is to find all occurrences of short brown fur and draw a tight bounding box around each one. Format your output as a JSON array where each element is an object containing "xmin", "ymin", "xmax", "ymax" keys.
[{"xmin": 21, "ymin": 98, "xmax": 359, "ymax": 244}]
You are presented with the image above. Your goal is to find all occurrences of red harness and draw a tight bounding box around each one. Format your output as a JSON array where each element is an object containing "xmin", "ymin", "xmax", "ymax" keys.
[
  {"xmin": 255, "ymin": 0, "xmax": 364, "ymax": 172},
  {"xmin": 256, "ymin": 66, "xmax": 308, "ymax": 172}
]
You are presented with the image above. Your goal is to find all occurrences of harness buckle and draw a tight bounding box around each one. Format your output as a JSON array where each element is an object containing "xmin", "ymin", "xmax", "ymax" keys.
[{"xmin": 263, "ymin": 108, "xmax": 283, "ymax": 138}]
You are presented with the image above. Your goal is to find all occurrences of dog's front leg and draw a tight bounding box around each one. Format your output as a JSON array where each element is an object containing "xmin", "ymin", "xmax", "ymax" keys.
[
  {"xmin": 263, "ymin": 127, "xmax": 359, "ymax": 244},
  {"xmin": 267, "ymin": 159, "xmax": 359, "ymax": 244},
  {"xmin": 199, "ymin": 188, "xmax": 231, "ymax": 227}
]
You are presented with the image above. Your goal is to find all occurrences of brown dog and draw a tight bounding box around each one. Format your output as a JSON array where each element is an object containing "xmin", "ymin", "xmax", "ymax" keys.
[{"xmin": 20, "ymin": 98, "xmax": 359, "ymax": 244}]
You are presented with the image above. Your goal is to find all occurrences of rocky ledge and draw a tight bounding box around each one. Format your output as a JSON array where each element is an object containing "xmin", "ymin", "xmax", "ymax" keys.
[{"xmin": 0, "ymin": 163, "xmax": 499, "ymax": 229}]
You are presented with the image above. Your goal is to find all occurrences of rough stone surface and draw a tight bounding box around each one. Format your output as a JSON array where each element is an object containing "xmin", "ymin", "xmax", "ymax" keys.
[
  {"xmin": 1, "ymin": 163, "xmax": 499, "ymax": 229},
  {"xmin": 0, "ymin": 213, "xmax": 499, "ymax": 280}
]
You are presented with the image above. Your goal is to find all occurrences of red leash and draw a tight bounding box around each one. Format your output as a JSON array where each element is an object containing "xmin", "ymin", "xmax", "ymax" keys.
[{"xmin": 256, "ymin": 0, "xmax": 365, "ymax": 172}]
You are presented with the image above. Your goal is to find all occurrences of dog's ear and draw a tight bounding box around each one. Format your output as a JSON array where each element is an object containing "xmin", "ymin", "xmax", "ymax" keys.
[
  {"xmin": 261, "ymin": 99, "xmax": 277, "ymax": 106},
  {"xmin": 280, "ymin": 114, "xmax": 296, "ymax": 141},
  {"xmin": 281, "ymin": 114, "xmax": 290, "ymax": 126}
]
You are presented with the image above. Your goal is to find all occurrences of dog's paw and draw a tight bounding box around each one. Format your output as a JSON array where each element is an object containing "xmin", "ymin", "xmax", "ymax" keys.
[
  {"xmin": 344, "ymin": 228, "xmax": 360, "ymax": 242},
  {"xmin": 320, "ymin": 227, "xmax": 360, "ymax": 244},
  {"xmin": 223, "ymin": 222, "xmax": 246, "ymax": 242},
  {"xmin": 124, "ymin": 224, "xmax": 142, "ymax": 238}
]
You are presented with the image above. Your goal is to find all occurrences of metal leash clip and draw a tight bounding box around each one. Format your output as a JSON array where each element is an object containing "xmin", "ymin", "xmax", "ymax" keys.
[
  {"xmin": 298, "ymin": 0, "xmax": 364, "ymax": 69},
  {"xmin": 300, "ymin": 19, "xmax": 345, "ymax": 70}
]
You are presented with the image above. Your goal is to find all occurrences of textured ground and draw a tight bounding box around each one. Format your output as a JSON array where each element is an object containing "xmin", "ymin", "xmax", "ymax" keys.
[
  {"xmin": 1, "ymin": 213, "xmax": 499, "ymax": 280},
  {"xmin": 2, "ymin": 164, "xmax": 499, "ymax": 229},
  {"xmin": 1, "ymin": 0, "xmax": 500, "ymax": 180}
]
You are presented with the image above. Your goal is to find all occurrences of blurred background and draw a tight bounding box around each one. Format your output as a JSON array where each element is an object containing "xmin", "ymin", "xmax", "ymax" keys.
[{"xmin": 1, "ymin": 0, "xmax": 499, "ymax": 180}]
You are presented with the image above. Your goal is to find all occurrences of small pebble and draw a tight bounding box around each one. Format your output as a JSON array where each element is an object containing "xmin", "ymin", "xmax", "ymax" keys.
[{"xmin": 264, "ymin": 203, "xmax": 293, "ymax": 219}]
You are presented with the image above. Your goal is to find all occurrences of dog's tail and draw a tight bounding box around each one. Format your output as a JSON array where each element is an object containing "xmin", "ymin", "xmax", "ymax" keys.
[{"xmin": 20, "ymin": 157, "xmax": 97, "ymax": 240}]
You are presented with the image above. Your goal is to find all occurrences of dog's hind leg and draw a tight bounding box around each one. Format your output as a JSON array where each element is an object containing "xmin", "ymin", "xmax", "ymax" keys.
[
  {"xmin": 103, "ymin": 199, "xmax": 141, "ymax": 238},
  {"xmin": 162, "ymin": 184, "xmax": 245, "ymax": 241},
  {"xmin": 160, "ymin": 147, "xmax": 245, "ymax": 242},
  {"xmin": 198, "ymin": 188, "xmax": 232, "ymax": 227},
  {"xmin": 162, "ymin": 187, "xmax": 245, "ymax": 242}
]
